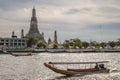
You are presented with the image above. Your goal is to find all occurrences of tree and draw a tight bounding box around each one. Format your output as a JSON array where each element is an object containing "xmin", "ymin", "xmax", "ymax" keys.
[
  {"xmin": 63, "ymin": 43, "xmax": 69, "ymax": 49},
  {"xmin": 74, "ymin": 39, "xmax": 82, "ymax": 48},
  {"xmin": 95, "ymin": 43, "xmax": 101, "ymax": 49},
  {"xmin": 82, "ymin": 42, "xmax": 89, "ymax": 48},
  {"xmin": 27, "ymin": 37, "xmax": 39, "ymax": 47},
  {"xmin": 100, "ymin": 42, "xmax": 106, "ymax": 48},
  {"xmin": 69, "ymin": 42, "xmax": 74, "ymax": 46},
  {"xmin": 116, "ymin": 38, "xmax": 120, "ymax": 46},
  {"xmin": 53, "ymin": 44, "xmax": 58, "ymax": 49},
  {"xmin": 37, "ymin": 41, "xmax": 47, "ymax": 48},
  {"xmin": 108, "ymin": 41, "xmax": 116, "ymax": 48}
]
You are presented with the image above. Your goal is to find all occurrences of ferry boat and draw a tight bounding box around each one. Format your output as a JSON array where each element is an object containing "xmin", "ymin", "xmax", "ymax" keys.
[
  {"xmin": 11, "ymin": 52, "xmax": 32, "ymax": 56},
  {"xmin": 44, "ymin": 61, "xmax": 110, "ymax": 76},
  {"xmin": 0, "ymin": 49, "xmax": 12, "ymax": 54},
  {"xmin": 32, "ymin": 48, "xmax": 46, "ymax": 53},
  {"xmin": 0, "ymin": 49, "xmax": 7, "ymax": 54},
  {"xmin": 46, "ymin": 49, "xmax": 65, "ymax": 53}
]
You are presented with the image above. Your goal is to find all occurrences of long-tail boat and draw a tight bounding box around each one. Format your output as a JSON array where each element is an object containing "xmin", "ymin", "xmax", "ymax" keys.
[
  {"xmin": 44, "ymin": 61, "xmax": 110, "ymax": 76},
  {"xmin": 11, "ymin": 52, "xmax": 32, "ymax": 56}
]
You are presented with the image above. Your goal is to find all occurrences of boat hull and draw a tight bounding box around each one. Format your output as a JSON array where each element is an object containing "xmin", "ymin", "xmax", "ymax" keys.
[
  {"xmin": 44, "ymin": 63, "xmax": 79, "ymax": 76},
  {"xmin": 11, "ymin": 52, "xmax": 32, "ymax": 56},
  {"xmin": 44, "ymin": 63, "xmax": 110, "ymax": 76}
]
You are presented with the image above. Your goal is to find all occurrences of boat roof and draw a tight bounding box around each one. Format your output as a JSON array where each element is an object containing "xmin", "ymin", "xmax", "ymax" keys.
[{"xmin": 49, "ymin": 61, "xmax": 109, "ymax": 64}]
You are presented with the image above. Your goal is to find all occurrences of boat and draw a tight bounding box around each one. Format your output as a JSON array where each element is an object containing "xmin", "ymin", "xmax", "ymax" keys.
[
  {"xmin": 0, "ymin": 49, "xmax": 12, "ymax": 54},
  {"xmin": 11, "ymin": 52, "xmax": 32, "ymax": 56},
  {"xmin": 32, "ymin": 48, "xmax": 46, "ymax": 53},
  {"xmin": 0, "ymin": 44, "xmax": 11, "ymax": 54},
  {"xmin": 47, "ymin": 49, "xmax": 65, "ymax": 53},
  {"xmin": 44, "ymin": 61, "xmax": 110, "ymax": 76}
]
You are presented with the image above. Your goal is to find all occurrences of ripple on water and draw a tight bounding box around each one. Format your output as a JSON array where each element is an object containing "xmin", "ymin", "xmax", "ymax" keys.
[{"xmin": 0, "ymin": 53, "xmax": 120, "ymax": 80}]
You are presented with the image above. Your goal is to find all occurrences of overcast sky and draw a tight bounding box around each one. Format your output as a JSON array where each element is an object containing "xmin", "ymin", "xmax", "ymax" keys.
[{"xmin": 0, "ymin": 0, "xmax": 120, "ymax": 42}]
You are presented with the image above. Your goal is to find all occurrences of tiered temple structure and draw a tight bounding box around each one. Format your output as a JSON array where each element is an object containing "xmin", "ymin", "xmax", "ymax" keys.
[{"xmin": 26, "ymin": 7, "xmax": 45, "ymax": 43}]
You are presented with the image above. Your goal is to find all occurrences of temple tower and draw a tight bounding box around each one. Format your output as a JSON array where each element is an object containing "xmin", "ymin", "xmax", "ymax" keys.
[
  {"xmin": 21, "ymin": 29, "xmax": 24, "ymax": 38},
  {"xmin": 11, "ymin": 31, "xmax": 17, "ymax": 38},
  {"xmin": 48, "ymin": 37, "xmax": 52, "ymax": 44},
  {"xmin": 54, "ymin": 30, "xmax": 58, "ymax": 44},
  {"xmin": 26, "ymin": 7, "xmax": 45, "ymax": 42}
]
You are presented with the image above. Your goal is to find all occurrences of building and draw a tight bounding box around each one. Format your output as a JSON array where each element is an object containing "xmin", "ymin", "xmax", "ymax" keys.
[
  {"xmin": 64, "ymin": 38, "xmax": 80, "ymax": 44},
  {"xmin": 47, "ymin": 30, "xmax": 61, "ymax": 48},
  {"xmin": 48, "ymin": 37, "xmax": 52, "ymax": 45},
  {"xmin": 21, "ymin": 29, "xmax": 24, "ymax": 38},
  {"xmin": 26, "ymin": 7, "xmax": 45, "ymax": 43},
  {"xmin": 0, "ymin": 31, "xmax": 28, "ymax": 49},
  {"xmin": 54, "ymin": 30, "xmax": 58, "ymax": 44}
]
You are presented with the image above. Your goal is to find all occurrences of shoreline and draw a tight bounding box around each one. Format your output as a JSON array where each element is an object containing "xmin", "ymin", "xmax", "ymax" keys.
[{"xmin": 2, "ymin": 49, "xmax": 120, "ymax": 53}]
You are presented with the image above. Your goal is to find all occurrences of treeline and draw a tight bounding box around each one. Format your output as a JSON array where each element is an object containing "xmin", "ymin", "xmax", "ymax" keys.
[
  {"xmin": 63, "ymin": 38, "xmax": 120, "ymax": 49},
  {"xmin": 27, "ymin": 37, "xmax": 120, "ymax": 49}
]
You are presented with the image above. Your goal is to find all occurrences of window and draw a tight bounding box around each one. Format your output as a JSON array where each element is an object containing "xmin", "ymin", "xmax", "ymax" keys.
[
  {"xmin": 15, "ymin": 40, "xmax": 17, "ymax": 42},
  {"xmin": 6, "ymin": 40, "xmax": 9, "ymax": 42}
]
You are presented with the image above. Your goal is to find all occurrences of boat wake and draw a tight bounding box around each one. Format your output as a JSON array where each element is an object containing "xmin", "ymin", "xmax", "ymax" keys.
[
  {"xmin": 54, "ymin": 74, "xmax": 85, "ymax": 80},
  {"xmin": 110, "ymin": 68, "xmax": 120, "ymax": 73}
]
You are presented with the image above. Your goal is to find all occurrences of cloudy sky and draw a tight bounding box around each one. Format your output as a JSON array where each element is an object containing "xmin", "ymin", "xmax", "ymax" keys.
[{"xmin": 0, "ymin": 0, "xmax": 120, "ymax": 42}]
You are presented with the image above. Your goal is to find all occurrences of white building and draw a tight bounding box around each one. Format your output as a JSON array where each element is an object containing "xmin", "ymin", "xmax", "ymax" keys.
[
  {"xmin": 0, "ymin": 30, "xmax": 28, "ymax": 49},
  {"xmin": 0, "ymin": 38, "xmax": 28, "ymax": 49}
]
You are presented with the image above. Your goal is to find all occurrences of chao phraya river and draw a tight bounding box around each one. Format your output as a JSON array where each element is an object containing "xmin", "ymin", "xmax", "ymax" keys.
[{"xmin": 0, "ymin": 53, "xmax": 120, "ymax": 80}]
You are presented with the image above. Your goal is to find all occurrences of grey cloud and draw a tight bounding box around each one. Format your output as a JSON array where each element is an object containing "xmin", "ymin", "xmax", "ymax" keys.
[
  {"xmin": 0, "ymin": 0, "xmax": 120, "ymax": 42},
  {"xmin": 100, "ymin": 7, "xmax": 120, "ymax": 13},
  {"xmin": 0, "ymin": 0, "xmax": 33, "ymax": 10},
  {"xmin": 65, "ymin": 9, "xmax": 81, "ymax": 14},
  {"xmin": 0, "ymin": 0, "xmax": 68, "ymax": 10},
  {"xmin": 0, "ymin": 16, "xmax": 29, "ymax": 23},
  {"xmin": 64, "ymin": 8, "xmax": 92, "ymax": 14},
  {"xmin": 93, "ymin": 6, "xmax": 120, "ymax": 19}
]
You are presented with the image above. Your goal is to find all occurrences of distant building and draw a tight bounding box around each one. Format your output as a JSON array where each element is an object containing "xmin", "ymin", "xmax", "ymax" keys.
[
  {"xmin": 64, "ymin": 38, "xmax": 80, "ymax": 44},
  {"xmin": 48, "ymin": 37, "xmax": 52, "ymax": 45},
  {"xmin": 47, "ymin": 30, "xmax": 62, "ymax": 48},
  {"xmin": 0, "ymin": 31, "xmax": 28, "ymax": 49},
  {"xmin": 54, "ymin": 30, "xmax": 58, "ymax": 44},
  {"xmin": 26, "ymin": 7, "xmax": 45, "ymax": 43},
  {"xmin": 11, "ymin": 31, "xmax": 17, "ymax": 38},
  {"xmin": 21, "ymin": 29, "xmax": 24, "ymax": 38}
]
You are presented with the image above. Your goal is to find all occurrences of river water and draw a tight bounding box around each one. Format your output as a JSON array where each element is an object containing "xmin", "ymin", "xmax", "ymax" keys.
[{"xmin": 0, "ymin": 53, "xmax": 120, "ymax": 80}]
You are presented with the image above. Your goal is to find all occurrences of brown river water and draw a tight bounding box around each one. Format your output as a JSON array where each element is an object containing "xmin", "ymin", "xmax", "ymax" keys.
[{"xmin": 0, "ymin": 53, "xmax": 120, "ymax": 80}]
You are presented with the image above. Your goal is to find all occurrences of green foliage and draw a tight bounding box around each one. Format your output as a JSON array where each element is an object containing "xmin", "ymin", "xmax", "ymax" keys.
[
  {"xmin": 69, "ymin": 42, "xmax": 74, "ymax": 46},
  {"xmin": 100, "ymin": 42, "xmax": 106, "ymax": 48},
  {"xmin": 116, "ymin": 38, "xmax": 120, "ymax": 46},
  {"xmin": 53, "ymin": 44, "xmax": 58, "ymax": 49},
  {"xmin": 90, "ymin": 41, "xmax": 96, "ymax": 46},
  {"xmin": 63, "ymin": 43, "xmax": 69, "ymax": 49},
  {"xmin": 74, "ymin": 39, "xmax": 82, "ymax": 48},
  {"xmin": 37, "ymin": 41, "xmax": 47, "ymax": 48},
  {"xmin": 27, "ymin": 37, "xmax": 39, "ymax": 47},
  {"xmin": 108, "ymin": 41, "xmax": 116, "ymax": 48},
  {"xmin": 63, "ymin": 39, "xmax": 82, "ymax": 49},
  {"xmin": 82, "ymin": 42, "xmax": 89, "ymax": 48},
  {"xmin": 63, "ymin": 38, "xmax": 120, "ymax": 49}
]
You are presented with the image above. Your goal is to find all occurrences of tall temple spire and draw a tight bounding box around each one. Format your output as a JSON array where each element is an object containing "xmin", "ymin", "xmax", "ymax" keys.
[
  {"xmin": 32, "ymin": 6, "xmax": 36, "ymax": 17},
  {"xmin": 21, "ymin": 29, "xmax": 24, "ymax": 38},
  {"xmin": 54, "ymin": 30, "xmax": 58, "ymax": 44},
  {"xmin": 26, "ymin": 7, "xmax": 46, "ymax": 43},
  {"xmin": 48, "ymin": 37, "xmax": 52, "ymax": 44}
]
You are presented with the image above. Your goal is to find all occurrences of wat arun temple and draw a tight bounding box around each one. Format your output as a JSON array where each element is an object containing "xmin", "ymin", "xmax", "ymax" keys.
[
  {"xmin": 26, "ymin": 7, "xmax": 46, "ymax": 43},
  {"xmin": 0, "ymin": 7, "xmax": 59, "ymax": 49}
]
